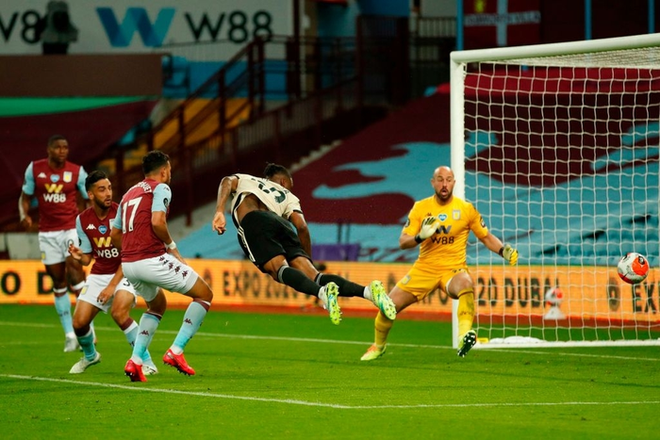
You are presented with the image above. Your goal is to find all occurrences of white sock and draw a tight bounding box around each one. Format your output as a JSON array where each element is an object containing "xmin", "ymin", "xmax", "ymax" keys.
[{"xmin": 318, "ymin": 288, "xmax": 328, "ymax": 309}]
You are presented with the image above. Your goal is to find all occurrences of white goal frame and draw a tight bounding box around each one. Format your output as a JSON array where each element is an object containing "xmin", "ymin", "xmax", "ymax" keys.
[{"xmin": 450, "ymin": 33, "xmax": 660, "ymax": 348}]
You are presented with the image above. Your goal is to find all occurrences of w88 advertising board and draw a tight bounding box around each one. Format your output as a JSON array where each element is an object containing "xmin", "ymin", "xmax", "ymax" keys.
[{"xmin": 0, "ymin": 0, "xmax": 291, "ymax": 56}]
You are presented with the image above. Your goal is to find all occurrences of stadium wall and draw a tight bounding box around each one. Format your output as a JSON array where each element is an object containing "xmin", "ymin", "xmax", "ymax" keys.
[
  {"xmin": 0, "ymin": 54, "xmax": 163, "ymax": 97},
  {"xmin": 0, "ymin": 260, "xmax": 657, "ymax": 324}
]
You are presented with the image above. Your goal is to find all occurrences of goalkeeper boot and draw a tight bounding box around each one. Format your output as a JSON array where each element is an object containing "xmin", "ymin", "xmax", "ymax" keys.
[
  {"xmin": 69, "ymin": 352, "xmax": 101, "ymax": 374},
  {"xmin": 163, "ymin": 349, "xmax": 195, "ymax": 376},
  {"xmin": 124, "ymin": 359, "xmax": 147, "ymax": 382},
  {"xmin": 320, "ymin": 282, "xmax": 341, "ymax": 325},
  {"xmin": 457, "ymin": 330, "xmax": 477, "ymax": 358},
  {"xmin": 369, "ymin": 280, "xmax": 396, "ymax": 320},
  {"xmin": 360, "ymin": 344, "xmax": 386, "ymax": 361}
]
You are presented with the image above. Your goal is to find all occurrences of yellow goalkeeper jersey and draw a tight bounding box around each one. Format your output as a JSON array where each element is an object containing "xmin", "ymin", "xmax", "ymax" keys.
[{"xmin": 402, "ymin": 195, "xmax": 489, "ymax": 271}]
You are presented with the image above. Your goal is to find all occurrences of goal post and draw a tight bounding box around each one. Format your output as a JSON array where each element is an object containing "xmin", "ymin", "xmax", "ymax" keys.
[{"xmin": 450, "ymin": 33, "xmax": 660, "ymax": 348}]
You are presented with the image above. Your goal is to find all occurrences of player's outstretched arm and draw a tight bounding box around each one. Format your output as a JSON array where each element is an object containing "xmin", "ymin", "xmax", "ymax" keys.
[
  {"xmin": 289, "ymin": 211, "xmax": 312, "ymax": 257},
  {"xmin": 479, "ymin": 233, "xmax": 518, "ymax": 266},
  {"xmin": 500, "ymin": 244, "xmax": 518, "ymax": 266},
  {"xmin": 212, "ymin": 175, "xmax": 237, "ymax": 235}
]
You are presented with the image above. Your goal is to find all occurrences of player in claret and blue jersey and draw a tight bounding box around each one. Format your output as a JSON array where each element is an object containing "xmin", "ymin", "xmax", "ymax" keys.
[
  {"xmin": 19, "ymin": 135, "xmax": 88, "ymax": 352},
  {"xmin": 111, "ymin": 151, "xmax": 214, "ymax": 382},
  {"xmin": 67, "ymin": 170, "xmax": 158, "ymax": 375}
]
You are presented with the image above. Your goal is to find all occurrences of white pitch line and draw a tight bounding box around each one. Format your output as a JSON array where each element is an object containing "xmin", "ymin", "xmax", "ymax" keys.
[
  {"xmin": 484, "ymin": 348, "xmax": 660, "ymax": 362},
  {"xmin": 1, "ymin": 374, "xmax": 659, "ymax": 409},
  {"xmin": 1, "ymin": 321, "xmax": 659, "ymax": 362}
]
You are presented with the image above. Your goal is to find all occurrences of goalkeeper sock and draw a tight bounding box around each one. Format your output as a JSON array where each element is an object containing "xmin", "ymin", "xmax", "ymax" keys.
[
  {"xmin": 278, "ymin": 266, "xmax": 322, "ymax": 296},
  {"xmin": 374, "ymin": 311, "xmax": 394, "ymax": 347},
  {"xmin": 315, "ymin": 273, "xmax": 364, "ymax": 297},
  {"xmin": 456, "ymin": 288, "xmax": 475, "ymax": 337}
]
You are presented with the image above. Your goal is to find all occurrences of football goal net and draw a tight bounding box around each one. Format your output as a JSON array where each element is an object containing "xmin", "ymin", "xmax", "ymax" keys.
[{"xmin": 450, "ymin": 33, "xmax": 660, "ymax": 348}]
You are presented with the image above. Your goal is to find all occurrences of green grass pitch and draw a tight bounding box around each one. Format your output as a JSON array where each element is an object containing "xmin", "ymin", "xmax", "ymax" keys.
[{"xmin": 1, "ymin": 304, "xmax": 659, "ymax": 439}]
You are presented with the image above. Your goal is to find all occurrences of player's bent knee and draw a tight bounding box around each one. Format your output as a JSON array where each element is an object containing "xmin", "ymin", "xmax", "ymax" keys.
[
  {"xmin": 147, "ymin": 291, "xmax": 167, "ymax": 315},
  {"xmin": 188, "ymin": 278, "xmax": 213, "ymax": 302},
  {"xmin": 72, "ymin": 316, "xmax": 89, "ymax": 332},
  {"xmin": 110, "ymin": 308, "xmax": 129, "ymax": 325}
]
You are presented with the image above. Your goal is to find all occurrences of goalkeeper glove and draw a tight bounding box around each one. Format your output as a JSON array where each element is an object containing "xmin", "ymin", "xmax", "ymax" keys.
[
  {"xmin": 499, "ymin": 244, "xmax": 518, "ymax": 266},
  {"xmin": 415, "ymin": 216, "xmax": 438, "ymax": 243}
]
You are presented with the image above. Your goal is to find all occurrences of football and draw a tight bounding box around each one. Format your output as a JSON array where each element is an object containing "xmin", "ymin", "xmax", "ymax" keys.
[{"xmin": 617, "ymin": 252, "xmax": 650, "ymax": 284}]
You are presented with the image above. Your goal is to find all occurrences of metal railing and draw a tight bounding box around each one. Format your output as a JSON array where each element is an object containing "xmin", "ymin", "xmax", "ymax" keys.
[
  {"xmin": 105, "ymin": 19, "xmax": 458, "ymax": 223},
  {"xmin": 107, "ymin": 35, "xmax": 367, "ymax": 225}
]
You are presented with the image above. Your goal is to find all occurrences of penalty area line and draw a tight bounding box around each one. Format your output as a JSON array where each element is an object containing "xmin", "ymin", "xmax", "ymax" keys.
[{"xmin": 1, "ymin": 374, "xmax": 659, "ymax": 409}]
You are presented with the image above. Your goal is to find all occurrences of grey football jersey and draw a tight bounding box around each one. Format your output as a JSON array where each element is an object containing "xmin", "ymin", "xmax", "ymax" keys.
[{"xmin": 231, "ymin": 173, "xmax": 302, "ymax": 219}]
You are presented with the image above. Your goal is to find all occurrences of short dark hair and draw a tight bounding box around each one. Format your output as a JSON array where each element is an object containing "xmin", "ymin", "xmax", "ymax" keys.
[
  {"xmin": 142, "ymin": 150, "xmax": 170, "ymax": 175},
  {"xmin": 264, "ymin": 163, "xmax": 291, "ymax": 179},
  {"xmin": 85, "ymin": 170, "xmax": 108, "ymax": 191},
  {"xmin": 47, "ymin": 134, "xmax": 67, "ymax": 146}
]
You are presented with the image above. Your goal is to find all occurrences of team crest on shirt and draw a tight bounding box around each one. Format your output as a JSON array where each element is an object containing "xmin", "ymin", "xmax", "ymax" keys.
[
  {"xmin": 63, "ymin": 171, "xmax": 72, "ymax": 183},
  {"xmin": 98, "ymin": 225, "xmax": 107, "ymax": 234},
  {"xmin": 50, "ymin": 174, "xmax": 60, "ymax": 183},
  {"xmin": 453, "ymin": 210, "xmax": 461, "ymax": 220},
  {"xmin": 438, "ymin": 214, "xmax": 447, "ymax": 222}
]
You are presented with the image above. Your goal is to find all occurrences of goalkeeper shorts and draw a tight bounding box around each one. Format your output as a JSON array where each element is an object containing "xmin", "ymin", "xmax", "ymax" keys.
[{"xmin": 396, "ymin": 265, "xmax": 470, "ymax": 300}]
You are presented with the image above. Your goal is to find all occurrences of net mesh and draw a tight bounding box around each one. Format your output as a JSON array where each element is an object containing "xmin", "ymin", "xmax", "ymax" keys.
[{"xmin": 459, "ymin": 48, "xmax": 660, "ymax": 345}]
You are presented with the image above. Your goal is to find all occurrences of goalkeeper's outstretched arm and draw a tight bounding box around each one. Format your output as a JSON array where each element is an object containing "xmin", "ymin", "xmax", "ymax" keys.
[{"xmin": 479, "ymin": 233, "xmax": 518, "ymax": 266}]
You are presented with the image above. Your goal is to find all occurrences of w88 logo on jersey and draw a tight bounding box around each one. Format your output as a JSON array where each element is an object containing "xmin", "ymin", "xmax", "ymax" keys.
[
  {"xmin": 96, "ymin": 248, "xmax": 119, "ymax": 259},
  {"xmin": 43, "ymin": 193, "xmax": 66, "ymax": 203}
]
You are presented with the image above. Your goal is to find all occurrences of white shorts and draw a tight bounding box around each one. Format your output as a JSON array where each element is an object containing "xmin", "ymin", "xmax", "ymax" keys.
[
  {"xmin": 39, "ymin": 229, "xmax": 78, "ymax": 265},
  {"xmin": 78, "ymin": 273, "xmax": 138, "ymax": 313},
  {"xmin": 122, "ymin": 253, "xmax": 199, "ymax": 302}
]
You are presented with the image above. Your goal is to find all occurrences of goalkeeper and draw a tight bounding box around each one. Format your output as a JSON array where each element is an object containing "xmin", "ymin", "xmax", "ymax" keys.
[{"xmin": 360, "ymin": 166, "xmax": 518, "ymax": 360}]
